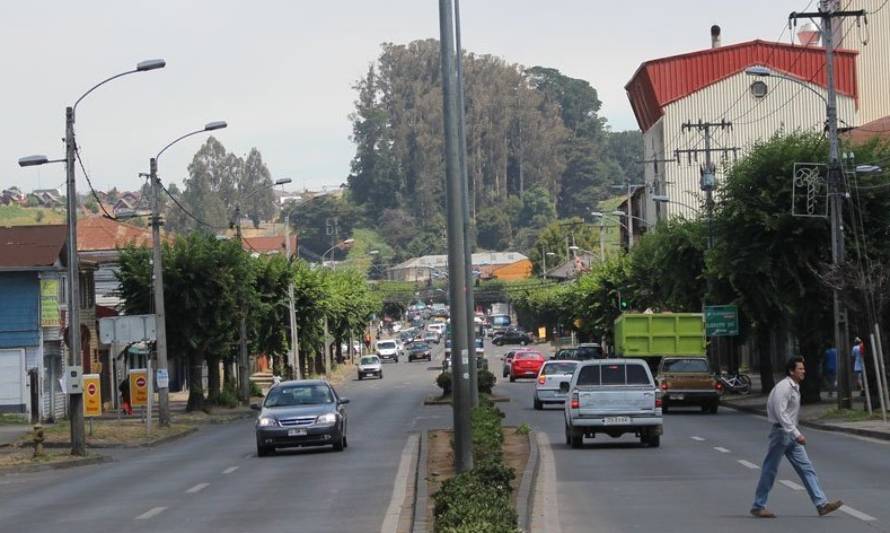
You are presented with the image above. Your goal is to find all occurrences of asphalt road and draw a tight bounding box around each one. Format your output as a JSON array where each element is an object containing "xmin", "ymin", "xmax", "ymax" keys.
[
  {"xmin": 489, "ymin": 342, "xmax": 890, "ymax": 533},
  {"xmin": 0, "ymin": 343, "xmax": 448, "ymax": 533},
  {"xmin": 5, "ymin": 339, "xmax": 889, "ymax": 533}
]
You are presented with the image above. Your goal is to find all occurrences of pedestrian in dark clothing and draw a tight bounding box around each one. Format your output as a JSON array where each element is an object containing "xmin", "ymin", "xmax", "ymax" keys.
[
  {"xmin": 822, "ymin": 346, "xmax": 837, "ymax": 398},
  {"xmin": 750, "ymin": 357, "xmax": 842, "ymax": 518},
  {"xmin": 119, "ymin": 378, "xmax": 133, "ymax": 415}
]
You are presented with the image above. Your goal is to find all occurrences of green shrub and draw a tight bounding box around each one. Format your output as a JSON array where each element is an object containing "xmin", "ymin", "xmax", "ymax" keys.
[
  {"xmin": 250, "ymin": 380, "xmax": 263, "ymax": 397},
  {"xmin": 436, "ymin": 371, "xmax": 452, "ymax": 395},
  {"xmin": 477, "ymin": 369, "xmax": 496, "ymax": 394},
  {"xmin": 217, "ymin": 381, "xmax": 239, "ymax": 408}
]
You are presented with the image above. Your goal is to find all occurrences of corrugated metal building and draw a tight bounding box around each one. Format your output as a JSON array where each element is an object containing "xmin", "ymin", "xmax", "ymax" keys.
[
  {"xmin": 840, "ymin": 0, "xmax": 890, "ymax": 125},
  {"xmin": 626, "ymin": 35, "xmax": 858, "ymax": 223}
]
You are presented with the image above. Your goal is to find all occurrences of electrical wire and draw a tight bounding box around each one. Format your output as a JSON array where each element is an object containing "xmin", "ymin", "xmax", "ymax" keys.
[
  {"xmin": 74, "ymin": 146, "xmax": 119, "ymax": 220},
  {"xmin": 160, "ymin": 182, "xmax": 226, "ymax": 231}
]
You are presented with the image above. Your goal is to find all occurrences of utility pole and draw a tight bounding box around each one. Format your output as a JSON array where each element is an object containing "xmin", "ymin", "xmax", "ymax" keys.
[
  {"xmin": 234, "ymin": 204, "xmax": 250, "ymax": 404},
  {"xmin": 284, "ymin": 213, "xmax": 301, "ymax": 380},
  {"xmin": 438, "ymin": 0, "xmax": 473, "ymax": 473},
  {"xmin": 149, "ymin": 157, "xmax": 170, "ymax": 426},
  {"xmin": 790, "ymin": 1, "xmax": 865, "ymax": 409},
  {"xmin": 64, "ymin": 106, "xmax": 86, "ymax": 456},
  {"xmin": 454, "ymin": 0, "xmax": 478, "ymax": 407}
]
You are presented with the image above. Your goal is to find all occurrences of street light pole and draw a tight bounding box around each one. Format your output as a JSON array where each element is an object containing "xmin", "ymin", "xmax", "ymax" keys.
[{"xmin": 283, "ymin": 208, "xmax": 301, "ymax": 380}]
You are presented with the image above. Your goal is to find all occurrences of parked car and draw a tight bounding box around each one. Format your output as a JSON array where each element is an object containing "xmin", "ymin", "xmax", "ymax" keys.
[
  {"xmin": 407, "ymin": 341, "xmax": 433, "ymax": 362},
  {"xmin": 375, "ymin": 340, "xmax": 399, "ymax": 363},
  {"xmin": 656, "ymin": 357, "xmax": 722, "ymax": 413},
  {"xmin": 553, "ymin": 347, "xmax": 577, "ymax": 360},
  {"xmin": 254, "ymin": 380, "xmax": 349, "ymax": 456},
  {"xmin": 509, "ymin": 351, "xmax": 546, "ymax": 382},
  {"xmin": 562, "ymin": 359, "xmax": 662, "ymax": 448},
  {"xmin": 534, "ymin": 360, "xmax": 579, "ymax": 409},
  {"xmin": 492, "ymin": 328, "xmax": 533, "ymax": 346},
  {"xmin": 357, "ymin": 355, "xmax": 383, "ymax": 380}
]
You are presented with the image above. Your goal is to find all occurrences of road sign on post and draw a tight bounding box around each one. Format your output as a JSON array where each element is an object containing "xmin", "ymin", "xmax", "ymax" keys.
[
  {"xmin": 83, "ymin": 374, "xmax": 102, "ymax": 417},
  {"xmin": 129, "ymin": 369, "xmax": 148, "ymax": 407},
  {"xmin": 705, "ymin": 305, "xmax": 739, "ymax": 337}
]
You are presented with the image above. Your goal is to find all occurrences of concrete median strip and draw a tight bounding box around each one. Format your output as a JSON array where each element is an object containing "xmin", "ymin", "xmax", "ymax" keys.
[
  {"xmin": 530, "ymin": 432, "xmax": 561, "ymax": 533},
  {"xmin": 381, "ymin": 433, "xmax": 419, "ymax": 533}
]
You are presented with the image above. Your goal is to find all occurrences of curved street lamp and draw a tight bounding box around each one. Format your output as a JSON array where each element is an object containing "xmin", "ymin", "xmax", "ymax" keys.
[{"xmin": 17, "ymin": 59, "xmax": 166, "ymax": 456}]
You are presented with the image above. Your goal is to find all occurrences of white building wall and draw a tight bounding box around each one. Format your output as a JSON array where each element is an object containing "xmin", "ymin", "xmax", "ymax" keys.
[
  {"xmin": 654, "ymin": 71, "xmax": 857, "ymax": 219},
  {"xmin": 841, "ymin": 0, "xmax": 890, "ymax": 124}
]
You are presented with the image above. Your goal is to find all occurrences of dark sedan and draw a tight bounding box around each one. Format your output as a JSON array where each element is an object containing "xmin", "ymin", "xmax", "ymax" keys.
[
  {"xmin": 492, "ymin": 328, "xmax": 533, "ymax": 346},
  {"xmin": 253, "ymin": 380, "xmax": 349, "ymax": 456},
  {"xmin": 407, "ymin": 341, "xmax": 433, "ymax": 362}
]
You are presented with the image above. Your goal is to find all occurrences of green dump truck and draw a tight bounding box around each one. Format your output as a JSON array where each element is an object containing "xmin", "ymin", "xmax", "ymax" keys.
[{"xmin": 613, "ymin": 313, "xmax": 706, "ymax": 359}]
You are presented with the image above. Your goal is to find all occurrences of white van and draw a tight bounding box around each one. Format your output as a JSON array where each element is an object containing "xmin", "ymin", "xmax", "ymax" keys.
[
  {"xmin": 426, "ymin": 323, "xmax": 446, "ymax": 335},
  {"xmin": 375, "ymin": 340, "xmax": 399, "ymax": 363}
]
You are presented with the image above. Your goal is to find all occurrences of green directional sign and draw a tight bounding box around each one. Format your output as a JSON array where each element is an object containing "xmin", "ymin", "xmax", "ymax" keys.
[{"xmin": 705, "ymin": 305, "xmax": 739, "ymax": 337}]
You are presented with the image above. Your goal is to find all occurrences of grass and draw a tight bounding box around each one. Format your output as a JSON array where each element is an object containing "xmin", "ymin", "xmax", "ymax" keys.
[
  {"xmin": 23, "ymin": 419, "xmax": 195, "ymax": 447},
  {"xmin": 0, "ymin": 414, "xmax": 28, "ymax": 425},
  {"xmin": 819, "ymin": 408, "xmax": 885, "ymax": 422},
  {"xmin": 0, "ymin": 448, "xmax": 99, "ymax": 467},
  {"xmin": 0, "ymin": 205, "xmax": 65, "ymax": 226}
]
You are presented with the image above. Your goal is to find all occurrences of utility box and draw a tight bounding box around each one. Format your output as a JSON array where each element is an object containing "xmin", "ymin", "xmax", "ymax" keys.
[
  {"xmin": 613, "ymin": 313, "xmax": 706, "ymax": 358},
  {"xmin": 65, "ymin": 366, "xmax": 83, "ymax": 394}
]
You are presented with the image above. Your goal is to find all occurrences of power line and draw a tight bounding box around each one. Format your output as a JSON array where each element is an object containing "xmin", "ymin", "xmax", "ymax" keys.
[
  {"xmin": 74, "ymin": 147, "xmax": 118, "ymax": 220},
  {"xmin": 159, "ymin": 182, "xmax": 225, "ymax": 231}
]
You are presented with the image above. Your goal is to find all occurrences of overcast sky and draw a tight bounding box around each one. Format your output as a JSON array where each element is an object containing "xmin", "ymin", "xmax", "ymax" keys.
[{"xmin": 2, "ymin": 1, "xmax": 813, "ymax": 194}]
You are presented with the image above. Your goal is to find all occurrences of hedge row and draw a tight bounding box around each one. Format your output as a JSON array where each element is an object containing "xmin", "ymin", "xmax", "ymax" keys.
[{"xmin": 432, "ymin": 400, "xmax": 520, "ymax": 533}]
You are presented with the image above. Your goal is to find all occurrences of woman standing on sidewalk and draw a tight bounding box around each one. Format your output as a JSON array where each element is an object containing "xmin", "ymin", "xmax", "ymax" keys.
[{"xmin": 750, "ymin": 356, "xmax": 843, "ymax": 518}]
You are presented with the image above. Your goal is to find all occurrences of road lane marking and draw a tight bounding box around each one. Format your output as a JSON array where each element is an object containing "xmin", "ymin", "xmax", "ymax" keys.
[
  {"xmin": 713, "ymin": 446, "xmax": 731, "ymax": 453},
  {"xmin": 840, "ymin": 505, "xmax": 877, "ymax": 522},
  {"xmin": 135, "ymin": 507, "xmax": 167, "ymax": 520},
  {"xmin": 185, "ymin": 482, "xmax": 210, "ymax": 494},
  {"xmin": 690, "ymin": 436, "xmax": 705, "ymax": 441},
  {"xmin": 222, "ymin": 466, "xmax": 238, "ymax": 475},
  {"xmin": 530, "ymin": 432, "xmax": 562, "ymax": 533},
  {"xmin": 778, "ymin": 480, "xmax": 804, "ymax": 491},
  {"xmin": 737, "ymin": 460, "xmax": 760, "ymax": 470},
  {"xmin": 380, "ymin": 433, "xmax": 419, "ymax": 533}
]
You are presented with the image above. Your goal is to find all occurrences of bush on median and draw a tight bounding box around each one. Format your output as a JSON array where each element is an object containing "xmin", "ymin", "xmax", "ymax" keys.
[{"xmin": 435, "ymin": 368, "xmax": 497, "ymax": 397}]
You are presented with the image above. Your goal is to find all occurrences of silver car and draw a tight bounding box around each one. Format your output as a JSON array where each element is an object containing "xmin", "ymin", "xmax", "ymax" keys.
[
  {"xmin": 357, "ymin": 355, "xmax": 383, "ymax": 380},
  {"xmin": 534, "ymin": 360, "xmax": 578, "ymax": 410}
]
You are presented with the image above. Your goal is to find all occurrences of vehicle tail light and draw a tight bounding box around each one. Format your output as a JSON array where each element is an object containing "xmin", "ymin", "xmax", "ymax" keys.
[
  {"xmin": 537, "ymin": 376, "xmax": 546, "ymax": 385},
  {"xmin": 660, "ymin": 381, "xmax": 669, "ymax": 391},
  {"xmin": 715, "ymin": 381, "xmax": 723, "ymax": 392},
  {"xmin": 570, "ymin": 392, "xmax": 580, "ymax": 409}
]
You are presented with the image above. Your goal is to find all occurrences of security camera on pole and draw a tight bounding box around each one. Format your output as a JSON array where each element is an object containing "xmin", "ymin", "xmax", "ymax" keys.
[{"xmin": 18, "ymin": 59, "xmax": 166, "ymax": 455}]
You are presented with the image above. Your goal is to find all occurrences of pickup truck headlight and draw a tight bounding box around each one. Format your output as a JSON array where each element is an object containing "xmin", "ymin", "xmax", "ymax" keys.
[
  {"xmin": 316, "ymin": 413, "xmax": 337, "ymax": 426},
  {"xmin": 258, "ymin": 417, "xmax": 277, "ymax": 427}
]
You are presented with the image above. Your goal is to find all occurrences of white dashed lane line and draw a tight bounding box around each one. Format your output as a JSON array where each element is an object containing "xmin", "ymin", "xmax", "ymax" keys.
[
  {"xmin": 222, "ymin": 466, "xmax": 238, "ymax": 475},
  {"xmin": 778, "ymin": 479, "xmax": 804, "ymax": 491},
  {"xmin": 185, "ymin": 482, "xmax": 210, "ymax": 494},
  {"xmin": 737, "ymin": 460, "xmax": 760, "ymax": 470},
  {"xmin": 840, "ymin": 505, "xmax": 877, "ymax": 522},
  {"xmin": 690, "ymin": 436, "xmax": 705, "ymax": 441},
  {"xmin": 135, "ymin": 507, "xmax": 167, "ymax": 520},
  {"xmin": 713, "ymin": 446, "xmax": 731, "ymax": 453}
]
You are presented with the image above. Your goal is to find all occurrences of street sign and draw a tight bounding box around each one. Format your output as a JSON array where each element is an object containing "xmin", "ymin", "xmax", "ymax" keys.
[
  {"xmin": 83, "ymin": 374, "xmax": 102, "ymax": 417},
  {"xmin": 705, "ymin": 305, "xmax": 739, "ymax": 337},
  {"xmin": 129, "ymin": 369, "xmax": 148, "ymax": 407},
  {"xmin": 155, "ymin": 368, "xmax": 169, "ymax": 389},
  {"xmin": 99, "ymin": 315, "xmax": 157, "ymax": 345}
]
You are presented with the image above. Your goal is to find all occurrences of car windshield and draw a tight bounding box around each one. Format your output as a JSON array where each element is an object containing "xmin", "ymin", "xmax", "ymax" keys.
[
  {"xmin": 360, "ymin": 356, "xmax": 379, "ymax": 365},
  {"xmin": 377, "ymin": 341, "xmax": 396, "ymax": 350},
  {"xmin": 662, "ymin": 358, "xmax": 710, "ymax": 373},
  {"xmin": 575, "ymin": 345, "xmax": 604, "ymax": 359},
  {"xmin": 556, "ymin": 349, "xmax": 576, "ymax": 359},
  {"xmin": 412, "ymin": 342, "xmax": 430, "ymax": 350},
  {"xmin": 541, "ymin": 362, "xmax": 577, "ymax": 375},
  {"xmin": 264, "ymin": 384, "xmax": 334, "ymax": 407}
]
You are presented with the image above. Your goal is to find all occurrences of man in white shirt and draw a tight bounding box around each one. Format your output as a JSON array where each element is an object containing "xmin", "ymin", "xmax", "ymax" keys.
[{"xmin": 750, "ymin": 356, "xmax": 843, "ymax": 518}]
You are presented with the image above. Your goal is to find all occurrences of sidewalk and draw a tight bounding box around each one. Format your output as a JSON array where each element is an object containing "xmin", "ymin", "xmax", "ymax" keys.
[
  {"xmin": 722, "ymin": 389, "xmax": 890, "ymax": 441},
  {"xmin": 0, "ymin": 425, "xmax": 30, "ymax": 447}
]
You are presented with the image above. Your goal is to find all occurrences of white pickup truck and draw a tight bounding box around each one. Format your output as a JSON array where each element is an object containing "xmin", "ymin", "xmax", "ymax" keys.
[{"xmin": 561, "ymin": 359, "xmax": 663, "ymax": 448}]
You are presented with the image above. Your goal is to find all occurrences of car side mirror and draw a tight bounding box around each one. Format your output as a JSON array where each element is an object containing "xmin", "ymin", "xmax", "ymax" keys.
[
  {"xmin": 250, "ymin": 403, "xmax": 261, "ymax": 411},
  {"xmin": 559, "ymin": 382, "xmax": 570, "ymax": 394},
  {"xmin": 339, "ymin": 398, "xmax": 351, "ymax": 405}
]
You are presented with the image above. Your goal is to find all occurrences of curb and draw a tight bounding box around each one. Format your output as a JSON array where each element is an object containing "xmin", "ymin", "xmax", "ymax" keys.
[
  {"xmin": 721, "ymin": 402, "xmax": 890, "ymax": 442},
  {"xmin": 0, "ymin": 454, "xmax": 112, "ymax": 475},
  {"xmin": 34, "ymin": 426, "xmax": 200, "ymax": 449},
  {"xmin": 516, "ymin": 430, "xmax": 539, "ymax": 533},
  {"xmin": 410, "ymin": 431, "xmax": 430, "ymax": 533}
]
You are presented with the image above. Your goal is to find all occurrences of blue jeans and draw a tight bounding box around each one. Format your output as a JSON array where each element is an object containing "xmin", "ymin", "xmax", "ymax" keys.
[{"xmin": 752, "ymin": 426, "xmax": 828, "ymax": 510}]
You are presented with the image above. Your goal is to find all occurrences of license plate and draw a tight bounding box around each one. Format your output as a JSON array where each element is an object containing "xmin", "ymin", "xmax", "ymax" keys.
[
  {"xmin": 288, "ymin": 429, "xmax": 307, "ymax": 437},
  {"xmin": 603, "ymin": 416, "xmax": 631, "ymax": 425},
  {"xmin": 671, "ymin": 394, "xmax": 685, "ymax": 401}
]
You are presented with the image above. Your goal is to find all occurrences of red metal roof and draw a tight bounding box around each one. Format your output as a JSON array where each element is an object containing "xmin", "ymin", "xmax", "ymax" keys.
[
  {"xmin": 77, "ymin": 216, "xmax": 153, "ymax": 251},
  {"xmin": 844, "ymin": 115, "xmax": 890, "ymax": 144},
  {"xmin": 625, "ymin": 40, "xmax": 858, "ymax": 132},
  {"xmin": 242, "ymin": 235, "xmax": 297, "ymax": 255},
  {"xmin": 0, "ymin": 224, "xmax": 67, "ymax": 268}
]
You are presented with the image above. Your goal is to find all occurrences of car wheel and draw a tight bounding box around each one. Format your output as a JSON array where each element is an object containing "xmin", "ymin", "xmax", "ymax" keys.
[
  {"xmin": 708, "ymin": 402, "xmax": 719, "ymax": 414},
  {"xmin": 379, "ymin": 372, "xmax": 384, "ymax": 379},
  {"xmin": 662, "ymin": 403, "xmax": 669, "ymax": 414},
  {"xmin": 358, "ymin": 374, "xmax": 363, "ymax": 381},
  {"xmin": 520, "ymin": 340, "xmax": 527, "ymax": 346},
  {"xmin": 534, "ymin": 398, "xmax": 543, "ymax": 410},
  {"xmin": 647, "ymin": 434, "xmax": 661, "ymax": 448},
  {"xmin": 333, "ymin": 433, "xmax": 346, "ymax": 452},
  {"xmin": 257, "ymin": 444, "xmax": 272, "ymax": 457},
  {"xmin": 509, "ymin": 374, "xmax": 516, "ymax": 383},
  {"xmin": 569, "ymin": 429, "xmax": 583, "ymax": 449},
  {"xmin": 564, "ymin": 425, "xmax": 572, "ymax": 446}
]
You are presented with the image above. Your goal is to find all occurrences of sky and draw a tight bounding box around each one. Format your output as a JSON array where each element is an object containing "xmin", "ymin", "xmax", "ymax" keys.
[{"xmin": 1, "ymin": 0, "xmax": 816, "ymax": 194}]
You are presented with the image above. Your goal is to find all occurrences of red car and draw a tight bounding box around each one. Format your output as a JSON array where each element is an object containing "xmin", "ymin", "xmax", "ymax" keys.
[{"xmin": 510, "ymin": 351, "xmax": 545, "ymax": 382}]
